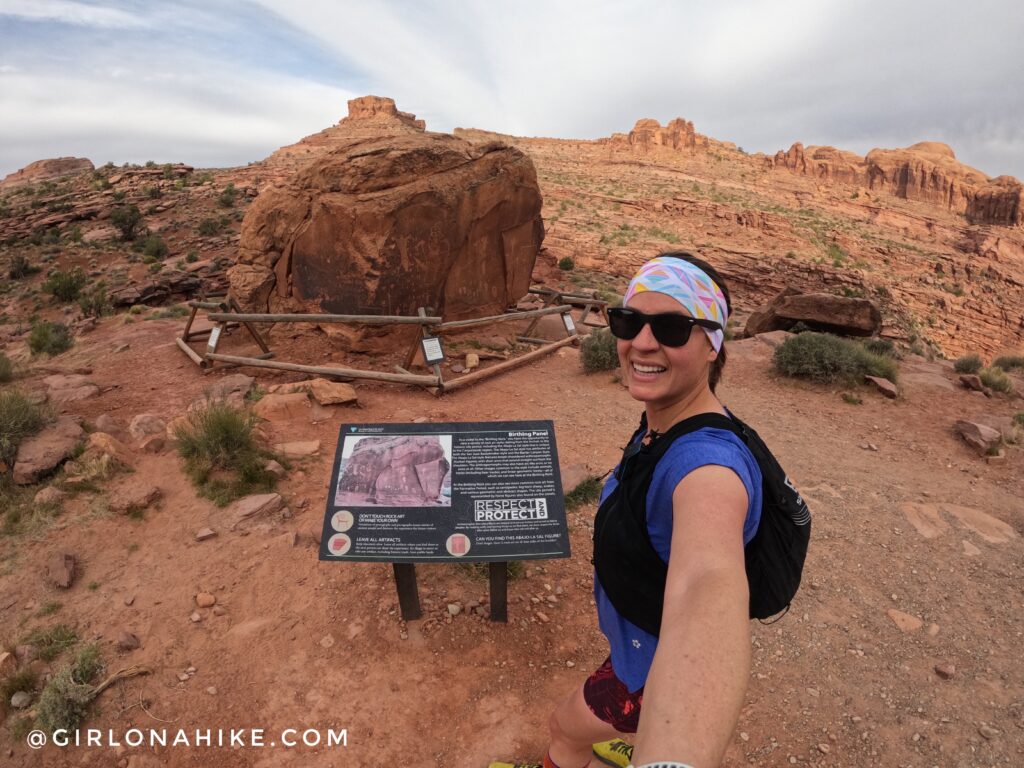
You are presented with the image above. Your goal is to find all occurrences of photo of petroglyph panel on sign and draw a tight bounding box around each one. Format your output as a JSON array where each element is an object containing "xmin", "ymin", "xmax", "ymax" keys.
[{"xmin": 334, "ymin": 434, "xmax": 453, "ymax": 507}]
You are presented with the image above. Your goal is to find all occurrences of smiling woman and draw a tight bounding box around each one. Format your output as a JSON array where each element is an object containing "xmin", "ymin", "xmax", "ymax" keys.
[{"xmin": 531, "ymin": 253, "xmax": 764, "ymax": 768}]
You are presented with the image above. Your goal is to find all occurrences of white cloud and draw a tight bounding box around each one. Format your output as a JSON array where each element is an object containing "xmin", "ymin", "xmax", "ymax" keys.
[
  {"xmin": 1, "ymin": 0, "xmax": 1022, "ymax": 178},
  {"xmin": 0, "ymin": 61, "xmax": 355, "ymax": 173},
  {"xmin": 0, "ymin": 0, "xmax": 146, "ymax": 28},
  {"xmin": 247, "ymin": 0, "xmax": 1024, "ymax": 178}
]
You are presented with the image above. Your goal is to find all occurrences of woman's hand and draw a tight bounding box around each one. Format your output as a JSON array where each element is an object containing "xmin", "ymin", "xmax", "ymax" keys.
[{"xmin": 632, "ymin": 464, "xmax": 751, "ymax": 768}]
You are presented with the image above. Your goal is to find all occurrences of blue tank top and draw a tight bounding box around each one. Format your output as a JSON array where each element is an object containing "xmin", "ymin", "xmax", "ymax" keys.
[{"xmin": 594, "ymin": 426, "xmax": 762, "ymax": 692}]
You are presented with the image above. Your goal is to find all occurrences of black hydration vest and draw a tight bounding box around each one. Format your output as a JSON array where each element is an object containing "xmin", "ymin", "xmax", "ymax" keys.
[{"xmin": 592, "ymin": 411, "xmax": 811, "ymax": 636}]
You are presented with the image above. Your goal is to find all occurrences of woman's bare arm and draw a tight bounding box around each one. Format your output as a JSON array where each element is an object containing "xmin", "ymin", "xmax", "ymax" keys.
[{"xmin": 631, "ymin": 464, "xmax": 751, "ymax": 768}]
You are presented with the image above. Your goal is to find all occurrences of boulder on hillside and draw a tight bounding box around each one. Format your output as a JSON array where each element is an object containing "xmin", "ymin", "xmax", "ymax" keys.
[
  {"xmin": 745, "ymin": 288, "xmax": 881, "ymax": 337},
  {"xmin": 231, "ymin": 96, "xmax": 544, "ymax": 352},
  {"xmin": 14, "ymin": 416, "xmax": 85, "ymax": 485},
  {"xmin": 953, "ymin": 420, "xmax": 1002, "ymax": 453}
]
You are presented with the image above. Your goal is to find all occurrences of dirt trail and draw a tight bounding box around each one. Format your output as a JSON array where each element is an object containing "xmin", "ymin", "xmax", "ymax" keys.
[{"xmin": 1, "ymin": 311, "xmax": 1022, "ymax": 768}]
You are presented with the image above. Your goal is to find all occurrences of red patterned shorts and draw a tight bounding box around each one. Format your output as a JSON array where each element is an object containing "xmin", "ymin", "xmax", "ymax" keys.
[{"xmin": 582, "ymin": 656, "xmax": 644, "ymax": 733}]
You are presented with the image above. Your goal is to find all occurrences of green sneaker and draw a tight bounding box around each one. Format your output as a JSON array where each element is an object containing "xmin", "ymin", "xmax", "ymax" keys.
[{"xmin": 592, "ymin": 738, "xmax": 634, "ymax": 768}]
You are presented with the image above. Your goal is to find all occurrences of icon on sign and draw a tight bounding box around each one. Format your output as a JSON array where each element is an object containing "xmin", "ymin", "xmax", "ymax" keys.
[
  {"xmin": 446, "ymin": 533, "xmax": 471, "ymax": 557},
  {"xmin": 331, "ymin": 510, "xmax": 354, "ymax": 532},
  {"xmin": 327, "ymin": 533, "xmax": 352, "ymax": 556}
]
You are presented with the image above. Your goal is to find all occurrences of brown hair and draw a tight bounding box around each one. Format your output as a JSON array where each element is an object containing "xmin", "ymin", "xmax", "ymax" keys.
[{"xmin": 658, "ymin": 251, "xmax": 731, "ymax": 393}]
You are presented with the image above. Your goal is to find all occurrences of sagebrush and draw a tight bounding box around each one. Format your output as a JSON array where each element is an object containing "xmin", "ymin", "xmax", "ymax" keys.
[
  {"xmin": 174, "ymin": 402, "xmax": 277, "ymax": 506},
  {"xmin": 953, "ymin": 354, "xmax": 983, "ymax": 374},
  {"xmin": 0, "ymin": 388, "xmax": 49, "ymax": 475},
  {"xmin": 773, "ymin": 332, "xmax": 898, "ymax": 385},
  {"xmin": 580, "ymin": 328, "xmax": 619, "ymax": 373},
  {"xmin": 28, "ymin": 320, "xmax": 73, "ymax": 356}
]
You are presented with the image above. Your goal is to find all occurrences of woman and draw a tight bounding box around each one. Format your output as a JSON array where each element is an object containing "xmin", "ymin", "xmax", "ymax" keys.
[{"xmin": 548, "ymin": 253, "xmax": 762, "ymax": 768}]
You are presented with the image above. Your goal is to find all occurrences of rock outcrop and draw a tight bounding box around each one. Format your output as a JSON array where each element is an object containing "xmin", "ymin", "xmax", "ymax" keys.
[
  {"xmin": 610, "ymin": 118, "xmax": 707, "ymax": 153},
  {"xmin": 745, "ymin": 288, "xmax": 882, "ymax": 337},
  {"xmin": 336, "ymin": 436, "xmax": 450, "ymax": 505},
  {"xmin": 343, "ymin": 95, "xmax": 425, "ymax": 130},
  {"xmin": 1, "ymin": 157, "xmax": 94, "ymax": 189},
  {"xmin": 771, "ymin": 141, "xmax": 1023, "ymax": 227},
  {"xmin": 232, "ymin": 96, "xmax": 544, "ymax": 350}
]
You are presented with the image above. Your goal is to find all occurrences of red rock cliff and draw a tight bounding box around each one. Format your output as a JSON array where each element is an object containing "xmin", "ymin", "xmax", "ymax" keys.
[{"xmin": 772, "ymin": 141, "xmax": 1023, "ymax": 227}]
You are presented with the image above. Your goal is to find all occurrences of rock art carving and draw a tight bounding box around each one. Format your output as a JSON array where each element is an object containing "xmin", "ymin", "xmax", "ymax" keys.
[{"xmin": 336, "ymin": 435, "xmax": 451, "ymax": 507}]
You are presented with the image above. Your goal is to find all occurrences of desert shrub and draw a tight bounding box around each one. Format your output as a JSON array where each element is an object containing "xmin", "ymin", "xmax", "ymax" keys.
[
  {"xmin": 558, "ymin": 256, "xmax": 575, "ymax": 271},
  {"xmin": 0, "ymin": 666, "xmax": 38, "ymax": 704},
  {"xmin": 953, "ymin": 354, "xmax": 983, "ymax": 374},
  {"xmin": 43, "ymin": 267, "xmax": 88, "ymax": 302},
  {"xmin": 77, "ymin": 282, "xmax": 109, "ymax": 318},
  {"xmin": 35, "ymin": 644, "xmax": 103, "ymax": 734},
  {"xmin": 0, "ymin": 389, "xmax": 48, "ymax": 475},
  {"xmin": 185, "ymin": 250, "xmax": 199, "ymax": 263},
  {"xmin": 773, "ymin": 332, "xmax": 898, "ymax": 385},
  {"xmin": 1013, "ymin": 412, "xmax": 1024, "ymax": 428},
  {"xmin": 143, "ymin": 185, "xmax": 161, "ymax": 199},
  {"xmin": 979, "ymin": 367, "xmax": 1012, "ymax": 394},
  {"xmin": 0, "ymin": 352, "xmax": 14, "ymax": 383},
  {"xmin": 22, "ymin": 624, "xmax": 77, "ymax": 662},
  {"xmin": 992, "ymin": 354, "xmax": 1024, "ymax": 371},
  {"xmin": 28, "ymin": 320, "xmax": 73, "ymax": 356},
  {"xmin": 565, "ymin": 476, "xmax": 602, "ymax": 510},
  {"xmin": 217, "ymin": 183, "xmax": 238, "ymax": 208},
  {"xmin": 198, "ymin": 217, "xmax": 219, "ymax": 236},
  {"xmin": 862, "ymin": 338, "xmax": 897, "ymax": 358},
  {"xmin": 110, "ymin": 205, "xmax": 143, "ymax": 240},
  {"xmin": 141, "ymin": 234, "xmax": 168, "ymax": 260},
  {"xmin": 8, "ymin": 253, "xmax": 39, "ymax": 279},
  {"xmin": 580, "ymin": 328, "xmax": 619, "ymax": 373},
  {"xmin": 174, "ymin": 402, "xmax": 276, "ymax": 506}
]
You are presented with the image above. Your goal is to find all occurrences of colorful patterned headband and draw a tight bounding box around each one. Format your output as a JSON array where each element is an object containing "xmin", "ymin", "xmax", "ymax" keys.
[{"xmin": 623, "ymin": 256, "xmax": 729, "ymax": 352}]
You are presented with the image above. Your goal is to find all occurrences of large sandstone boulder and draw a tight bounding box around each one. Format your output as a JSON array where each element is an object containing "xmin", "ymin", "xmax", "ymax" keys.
[
  {"xmin": 745, "ymin": 289, "xmax": 881, "ymax": 337},
  {"xmin": 231, "ymin": 96, "xmax": 543, "ymax": 351},
  {"xmin": 336, "ymin": 435, "xmax": 450, "ymax": 505}
]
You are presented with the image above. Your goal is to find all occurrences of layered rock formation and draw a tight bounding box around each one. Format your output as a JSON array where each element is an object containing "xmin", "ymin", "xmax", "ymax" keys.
[
  {"xmin": 771, "ymin": 141, "xmax": 1023, "ymax": 227},
  {"xmin": 232, "ymin": 96, "xmax": 544, "ymax": 350},
  {"xmin": 0, "ymin": 157, "xmax": 94, "ymax": 189},
  {"xmin": 344, "ymin": 95, "xmax": 425, "ymax": 130},
  {"xmin": 337, "ymin": 436, "xmax": 450, "ymax": 505},
  {"xmin": 610, "ymin": 118, "xmax": 709, "ymax": 153}
]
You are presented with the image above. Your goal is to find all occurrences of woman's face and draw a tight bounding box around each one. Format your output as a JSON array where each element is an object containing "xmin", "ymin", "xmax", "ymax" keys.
[{"xmin": 616, "ymin": 290, "xmax": 717, "ymax": 409}]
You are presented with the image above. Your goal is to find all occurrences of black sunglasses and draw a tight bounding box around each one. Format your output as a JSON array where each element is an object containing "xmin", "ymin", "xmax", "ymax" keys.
[{"xmin": 607, "ymin": 307, "xmax": 722, "ymax": 348}]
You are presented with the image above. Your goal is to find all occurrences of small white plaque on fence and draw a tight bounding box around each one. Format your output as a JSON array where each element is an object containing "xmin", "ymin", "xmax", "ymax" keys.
[{"xmin": 421, "ymin": 336, "xmax": 445, "ymax": 364}]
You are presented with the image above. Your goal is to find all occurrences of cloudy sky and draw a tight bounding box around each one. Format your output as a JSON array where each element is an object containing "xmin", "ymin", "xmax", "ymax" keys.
[{"xmin": 1, "ymin": 0, "xmax": 1022, "ymax": 179}]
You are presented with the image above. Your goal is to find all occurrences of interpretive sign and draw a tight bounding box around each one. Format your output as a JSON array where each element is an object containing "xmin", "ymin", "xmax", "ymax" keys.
[
  {"xmin": 319, "ymin": 421, "xmax": 569, "ymax": 563},
  {"xmin": 420, "ymin": 336, "xmax": 445, "ymax": 364}
]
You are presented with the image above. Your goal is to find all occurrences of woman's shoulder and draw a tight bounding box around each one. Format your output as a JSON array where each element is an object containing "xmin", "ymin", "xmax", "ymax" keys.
[{"xmin": 654, "ymin": 425, "xmax": 762, "ymax": 486}]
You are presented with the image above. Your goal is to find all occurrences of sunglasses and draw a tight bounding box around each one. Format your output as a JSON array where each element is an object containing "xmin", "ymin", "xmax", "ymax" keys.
[{"xmin": 607, "ymin": 307, "xmax": 722, "ymax": 347}]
